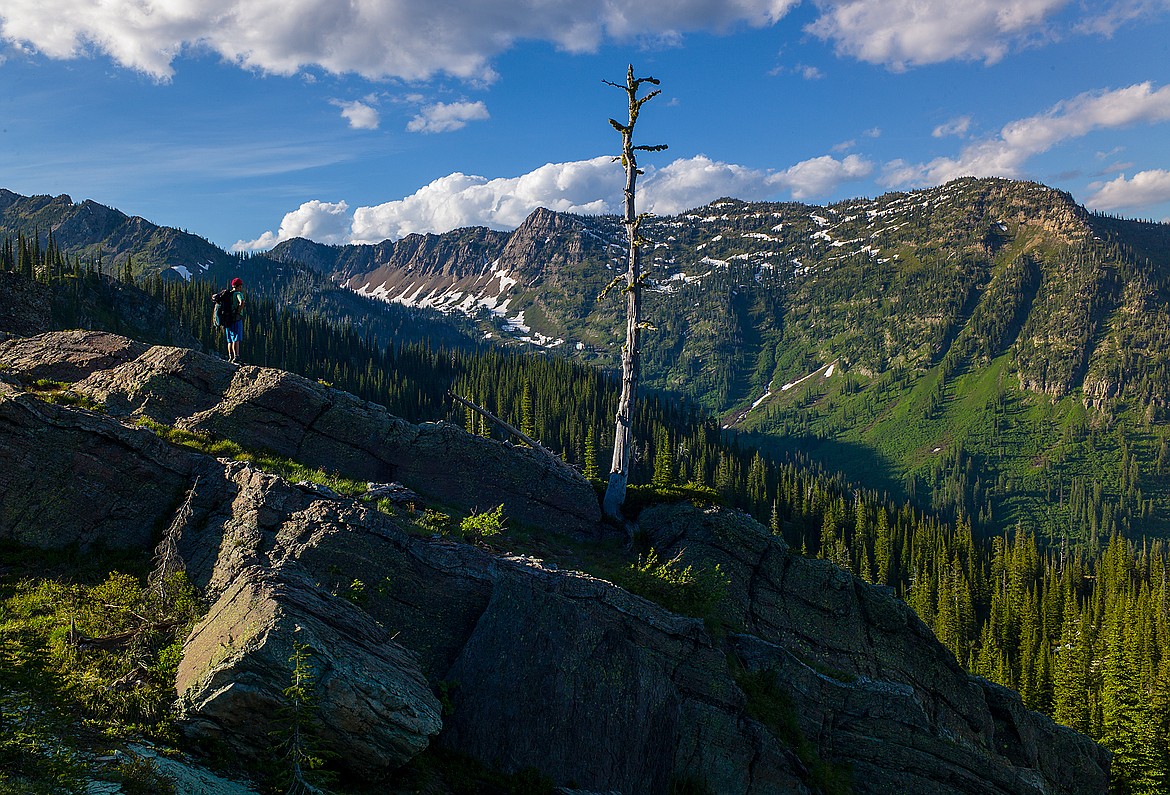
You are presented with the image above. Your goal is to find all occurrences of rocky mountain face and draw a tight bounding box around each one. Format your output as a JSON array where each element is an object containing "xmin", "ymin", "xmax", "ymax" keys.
[
  {"xmin": 0, "ymin": 189, "xmax": 232, "ymax": 282},
  {"xmin": 8, "ymin": 176, "xmax": 1170, "ymax": 540},
  {"xmin": 269, "ymin": 177, "xmax": 1170, "ymax": 540},
  {"xmin": 268, "ymin": 178, "xmax": 1170, "ymax": 412},
  {"xmin": 0, "ymin": 328, "xmax": 1110, "ymax": 793}
]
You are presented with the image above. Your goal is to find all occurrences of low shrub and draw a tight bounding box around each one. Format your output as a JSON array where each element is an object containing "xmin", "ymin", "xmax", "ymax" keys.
[
  {"xmin": 460, "ymin": 505, "xmax": 506, "ymax": 540},
  {"xmin": 619, "ymin": 548, "xmax": 729, "ymax": 619}
]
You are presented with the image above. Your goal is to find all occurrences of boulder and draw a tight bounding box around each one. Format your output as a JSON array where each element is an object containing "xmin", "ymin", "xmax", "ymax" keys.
[
  {"xmin": 176, "ymin": 568, "xmax": 442, "ymax": 779},
  {"xmin": 75, "ymin": 344, "xmax": 237, "ymax": 422},
  {"xmin": 44, "ymin": 331, "xmax": 603, "ymax": 538},
  {"xmin": 0, "ymin": 391, "xmax": 213, "ymax": 550},
  {"xmin": 0, "ymin": 328, "xmax": 148, "ymax": 385},
  {"xmin": 191, "ymin": 483, "xmax": 810, "ymax": 794}
]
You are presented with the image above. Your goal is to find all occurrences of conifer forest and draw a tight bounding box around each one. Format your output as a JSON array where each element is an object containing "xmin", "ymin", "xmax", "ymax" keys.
[{"xmin": 4, "ymin": 226, "xmax": 1170, "ymax": 794}]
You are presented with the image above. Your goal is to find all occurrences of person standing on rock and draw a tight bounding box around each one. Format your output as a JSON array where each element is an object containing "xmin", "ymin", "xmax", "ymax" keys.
[{"xmin": 217, "ymin": 277, "xmax": 246, "ymax": 363}]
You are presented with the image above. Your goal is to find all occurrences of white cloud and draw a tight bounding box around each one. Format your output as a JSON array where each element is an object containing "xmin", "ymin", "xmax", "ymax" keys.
[
  {"xmin": 234, "ymin": 199, "xmax": 351, "ymax": 250},
  {"xmin": 808, "ymin": 0, "xmax": 1072, "ymax": 68},
  {"xmin": 932, "ymin": 116, "xmax": 972, "ymax": 138},
  {"xmin": 345, "ymin": 158, "xmax": 621, "ymax": 242},
  {"xmin": 406, "ymin": 101, "xmax": 490, "ymax": 134},
  {"xmin": 772, "ymin": 154, "xmax": 873, "ymax": 199},
  {"xmin": 807, "ymin": 0, "xmax": 1170, "ymax": 69},
  {"xmin": 331, "ymin": 99, "xmax": 380, "ymax": 130},
  {"xmin": 236, "ymin": 151, "xmax": 881, "ymax": 249},
  {"xmin": 639, "ymin": 156, "xmax": 775, "ymax": 215},
  {"xmin": 1076, "ymin": 0, "xmax": 1168, "ymax": 36},
  {"xmin": 883, "ymin": 82, "xmax": 1170, "ymax": 187},
  {"xmin": 0, "ymin": 0, "xmax": 799, "ymax": 81},
  {"xmin": 1086, "ymin": 170, "xmax": 1170, "ymax": 211}
]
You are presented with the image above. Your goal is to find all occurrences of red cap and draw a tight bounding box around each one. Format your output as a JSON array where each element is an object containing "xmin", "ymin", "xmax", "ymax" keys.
[{"xmin": 231, "ymin": 277, "xmax": 243, "ymax": 288}]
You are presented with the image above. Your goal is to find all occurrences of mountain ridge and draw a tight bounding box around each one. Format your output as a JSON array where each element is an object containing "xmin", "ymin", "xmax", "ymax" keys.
[{"xmin": 5, "ymin": 179, "xmax": 1170, "ymax": 541}]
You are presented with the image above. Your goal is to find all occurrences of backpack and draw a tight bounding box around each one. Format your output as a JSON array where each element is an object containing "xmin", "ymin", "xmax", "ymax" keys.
[{"xmin": 211, "ymin": 288, "xmax": 238, "ymax": 328}]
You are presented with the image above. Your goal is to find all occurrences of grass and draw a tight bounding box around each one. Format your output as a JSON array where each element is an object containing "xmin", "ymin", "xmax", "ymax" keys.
[
  {"xmin": 0, "ymin": 563, "xmax": 203, "ymax": 795},
  {"xmin": 615, "ymin": 548, "xmax": 729, "ymax": 621},
  {"xmin": 25, "ymin": 378, "xmax": 104, "ymax": 411},
  {"xmin": 133, "ymin": 417, "xmax": 368, "ymax": 497},
  {"xmin": 742, "ymin": 338, "xmax": 1170, "ymax": 541}
]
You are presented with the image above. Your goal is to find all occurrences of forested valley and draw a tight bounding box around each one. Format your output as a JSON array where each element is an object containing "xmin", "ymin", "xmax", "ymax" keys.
[{"xmin": 4, "ymin": 230, "xmax": 1170, "ymax": 793}]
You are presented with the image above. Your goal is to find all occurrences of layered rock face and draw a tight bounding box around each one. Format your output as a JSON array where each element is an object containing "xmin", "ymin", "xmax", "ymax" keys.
[
  {"xmin": 0, "ymin": 330, "xmax": 1110, "ymax": 794},
  {"xmin": 1, "ymin": 329, "xmax": 600, "ymax": 539}
]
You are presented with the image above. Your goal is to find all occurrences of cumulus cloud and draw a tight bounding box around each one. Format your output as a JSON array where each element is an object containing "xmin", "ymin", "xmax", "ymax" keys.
[
  {"xmin": 236, "ymin": 151, "xmax": 880, "ymax": 249},
  {"xmin": 882, "ymin": 82, "xmax": 1170, "ymax": 188},
  {"xmin": 234, "ymin": 199, "xmax": 351, "ymax": 250},
  {"xmin": 639, "ymin": 156, "xmax": 775, "ymax": 215},
  {"xmin": 807, "ymin": 0, "xmax": 1170, "ymax": 69},
  {"xmin": 773, "ymin": 154, "xmax": 874, "ymax": 199},
  {"xmin": 350, "ymin": 158, "xmax": 621, "ymax": 241},
  {"xmin": 0, "ymin": 0, "xmax": 799, "ymax": 81},
  {"xmin": 1086, "ymin": 169, "xmax": 1170, "ymax": 211},
  {"xmin": 406, "ymin": 101, "xmax": 490, "ymax": 134},
  {"xmin": 808, "ymin": 0, "xmax": 1073, "ymax": 68},
  {"xmin": 332, "ymin": 99, "xmax": 380, "ymax": 130}
]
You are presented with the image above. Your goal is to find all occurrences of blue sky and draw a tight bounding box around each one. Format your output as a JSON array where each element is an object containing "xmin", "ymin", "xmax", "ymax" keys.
[{"xmin": 2, "ymin": 0, "xmax": 1169, "ymax": 251}]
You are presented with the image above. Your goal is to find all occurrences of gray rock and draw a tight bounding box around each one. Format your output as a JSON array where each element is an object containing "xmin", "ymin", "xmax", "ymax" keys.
[
  {"xmin": 175, "ymin": 568, "xmax": 442, "ymax": 779},
  {"xmin": 123, "ymin": 744, "xmax": 261, "ymax": 795},
  {"xmin": 0, "ymin": 391, "xmax": 213, "ymax": 550},
  {"xmin": 0, "ymin": 328, "xmax": 148, "ymax": 385},
  {"xmin": 638, "ymin": 503, "xmax": 1110, "ymax": 795},
  {"xmin": 56, "ymin": 331, "xmax": 603, "ymax": 538},
  {"xmin": 365, "ymin": 480, "xmax": 424, "ymax": 507}
]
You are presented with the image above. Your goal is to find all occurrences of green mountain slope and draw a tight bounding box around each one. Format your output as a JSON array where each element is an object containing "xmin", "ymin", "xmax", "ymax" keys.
[
  {"xmin": 6, "ymin": 179, "xmax": 1170, "ymax": 541},
  {"xmin": 268, "ymin": 178, "xmax": 1170, "ymax": 542}
]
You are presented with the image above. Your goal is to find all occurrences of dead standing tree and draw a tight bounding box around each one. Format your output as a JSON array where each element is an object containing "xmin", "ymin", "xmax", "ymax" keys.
[{"xmin": 601, "ymin": 65, "xmax": 667, "ymax": 521}]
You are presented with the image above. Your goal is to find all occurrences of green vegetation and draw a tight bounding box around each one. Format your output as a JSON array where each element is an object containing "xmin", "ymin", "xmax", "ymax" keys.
[
  {"xmin": 460, "ymin": 504, "xmax": 506, "ymax": 540},
  {"xmin": 618, "ymin": 548, "xmax": 729, "ymax": 621},
  {"xmin": 24, "ymin": 378, "xmax": 104, "ymax": 411},
  {"xmin": 133, "ymin": 417, "xmax": 368, "ymax": 496},
  {"xmin": 0, "ymin": 564, "xmax": 201, "ymax": 794},
  {"xmin": 271, "ymin": 641, "xmax": 334, "ymax": 795},
  {"xmin": 416, "ymin": 509, "xmax": 455, "ymax": 536}
]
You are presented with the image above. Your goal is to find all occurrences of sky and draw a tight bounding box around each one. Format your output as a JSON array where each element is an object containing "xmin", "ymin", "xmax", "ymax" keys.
[{"xmin": 1, "ymin": 1, "xmax": 1169, "ymax": 252}]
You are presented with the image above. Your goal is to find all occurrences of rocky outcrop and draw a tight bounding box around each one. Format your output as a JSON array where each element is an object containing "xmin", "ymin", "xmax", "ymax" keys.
[
  {"xmin": 0, "ymin": 328, "xmax": 149, "ymax": 384},
  {"xmin": 0, "ymin": 330, "xmax": 1110, "ymax": 794},
  {"xmin": 634, "ymin": 504, "xmax": 1110, "ymax": 793},
  {"xmin": 0, "ymin": 390, "xmax": 215, "ymax": 550},
  {"xmin": 0, "ymin": 330, "xmax": 602, "ymax": 538},
  {"xmin": 177, "ymin": 565, "xmax": 442, "ymax": 778}
]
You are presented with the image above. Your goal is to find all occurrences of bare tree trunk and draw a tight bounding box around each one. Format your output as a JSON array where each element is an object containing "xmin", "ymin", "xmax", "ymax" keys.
[
  {"xmin": 601, "ymin": 65, "xmax": 665, "ymax": 521},
  {"xmin": 604, "ymin": 166, "xmax": 641, "ymax": 519}
]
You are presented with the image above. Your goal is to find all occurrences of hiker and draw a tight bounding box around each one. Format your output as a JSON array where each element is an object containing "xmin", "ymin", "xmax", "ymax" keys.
[{"xmin": 213, "ymin": 277, "xmax": 246, "ymax": 363}]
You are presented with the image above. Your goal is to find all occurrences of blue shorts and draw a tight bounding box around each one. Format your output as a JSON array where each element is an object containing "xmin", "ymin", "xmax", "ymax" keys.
[{"xmin": 224, "ymin": 320, "xmax": 243, "ymax": 343}]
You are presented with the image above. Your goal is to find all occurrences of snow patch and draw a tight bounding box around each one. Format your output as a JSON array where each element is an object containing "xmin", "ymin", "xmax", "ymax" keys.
[{"xmin": 781, "ymin": 361, "xmax": 838, "ymax": 392}]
